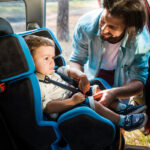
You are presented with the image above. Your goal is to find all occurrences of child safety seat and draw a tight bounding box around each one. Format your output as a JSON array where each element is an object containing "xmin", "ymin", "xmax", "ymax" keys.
[
  {"xmin": 20, "ymin": 28, "xmax": 117, "ymax": 150},
  {"xmin": 0, "ymin": 18, "xmax": 62, "ymax": 150},
  {"xmin": 0, "ymin": 18, "xmax": 116, "ymax": 150}
]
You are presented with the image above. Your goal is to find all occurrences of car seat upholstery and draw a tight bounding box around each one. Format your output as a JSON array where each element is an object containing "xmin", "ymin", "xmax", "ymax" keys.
[
  {"xmin": 0, "ymin": 18, "xmax": 62, "ymax": 150},
  {"xmin": 0, "ymin": 18, "xmax": 117, "ymax": 150},
  {"xmin": 20, "ymin": 28, "xmax": 117, "ymax": 150}
]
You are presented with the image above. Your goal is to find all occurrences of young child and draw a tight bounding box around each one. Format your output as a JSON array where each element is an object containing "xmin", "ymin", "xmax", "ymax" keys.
[{"xmin": 25, "ymin": 35, "xmax": 147, "ymax": 131}]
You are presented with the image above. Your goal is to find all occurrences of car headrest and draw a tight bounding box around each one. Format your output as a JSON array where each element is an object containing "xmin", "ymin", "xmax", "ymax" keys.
[
  {"xmin": 19, "ymin": 28, "xmax": 62, "ymax": 56},
  {"xmin": 0, "ymin": 18, "xmax": 14, "ymax": 36},
  {"xmin": 0, "ymin": 34, "xmax": 35, "ymax": 82}
]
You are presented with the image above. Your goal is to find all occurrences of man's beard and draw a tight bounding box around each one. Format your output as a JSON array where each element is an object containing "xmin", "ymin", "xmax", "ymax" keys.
[{"xmin": 100, "ymin": 31, "xmax": 125, "ymax": 44}]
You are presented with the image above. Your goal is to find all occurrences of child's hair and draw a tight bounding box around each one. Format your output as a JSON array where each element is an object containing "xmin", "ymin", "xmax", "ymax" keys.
[{"xmin": 24, "ymin": 35, "xmax": 55, "ymax": 55}]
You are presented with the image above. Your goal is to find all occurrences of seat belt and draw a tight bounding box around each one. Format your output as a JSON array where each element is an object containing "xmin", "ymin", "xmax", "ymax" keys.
[
  {"xmin": 39, "ymin": 72, "xmax": 93, "ymax": 96},
  {"xmin": 56, "ymin": 71, "xmax": 78, "ymax": 88},
  {"xmin": 56, "ymin": 71, "xmax": 93, "ymax": 96},
  {"xmin": 39, "ymin": 75, "xmax": 79, "ymax": 94}
]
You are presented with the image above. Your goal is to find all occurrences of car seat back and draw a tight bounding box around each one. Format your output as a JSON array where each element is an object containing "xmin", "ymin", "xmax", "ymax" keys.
[
  {"xmin": 0, "ymin": 18, "xmax": 118, "ymax": 149},
  {"xmin": 0, "ymin": 18, "xmax": 61, "ymax": 150}
]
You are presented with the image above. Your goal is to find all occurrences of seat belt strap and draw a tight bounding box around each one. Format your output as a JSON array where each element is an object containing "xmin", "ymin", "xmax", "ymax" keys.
[
  {"xmin": 56, "ymin": 71, "xmax": 78, "ymax": 88},
  {"xmin": 56, "ymin": 71, "xmax": 93, "ymax": 96},
  {"xmin": 39, "ymin": 75, "xmax": 78, "ymax": 94}
]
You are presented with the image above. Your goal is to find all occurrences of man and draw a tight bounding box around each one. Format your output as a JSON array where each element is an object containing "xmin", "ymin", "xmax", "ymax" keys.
[{"xmin": 70, "ymin": 0, "xmax": 150, "ymax": 107}]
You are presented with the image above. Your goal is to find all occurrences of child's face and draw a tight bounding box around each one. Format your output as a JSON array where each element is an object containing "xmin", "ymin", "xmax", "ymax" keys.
[{"xmin": 33, "ymin": 46, "xmax": 55, "ymax": 75}]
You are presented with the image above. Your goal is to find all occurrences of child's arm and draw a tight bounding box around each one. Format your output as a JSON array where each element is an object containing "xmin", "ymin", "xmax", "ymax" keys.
[{"xmin": 44, "ymin": 92, "xmax": 85, "ymax": 114}]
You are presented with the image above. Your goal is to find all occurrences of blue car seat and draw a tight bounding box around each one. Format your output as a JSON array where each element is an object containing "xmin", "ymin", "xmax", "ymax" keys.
[
  {"xmin": 0, "ymin": 18, "xmax": 63, "ymax": 150},
  {"xmin": 20, "ymin": 28, "xmax": 118, "ymax": 150},
  {"xmin": 0, "ymin": 17, "xmax": 117, "ymax": 150}
]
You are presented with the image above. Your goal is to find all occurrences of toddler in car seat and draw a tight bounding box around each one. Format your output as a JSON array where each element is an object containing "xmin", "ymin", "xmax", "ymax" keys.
[{"xmin": 25, "ymin": 35, "xmax": 147, "ymax": 131}]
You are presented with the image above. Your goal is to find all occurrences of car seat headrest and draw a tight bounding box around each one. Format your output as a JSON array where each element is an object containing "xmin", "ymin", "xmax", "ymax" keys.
[
  {"xmin": 0, "ymin": 18, "xmax": 14, "ymax": 36},
  {"xmin": 19, "ymin": 28, "xmax": 62, "ymax": 56},
  {"xmin": 0, "ymin": 34, "xmax": 35, "ymax": 82}
]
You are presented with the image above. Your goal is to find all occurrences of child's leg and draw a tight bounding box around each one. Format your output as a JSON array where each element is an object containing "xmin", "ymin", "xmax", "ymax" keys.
[
  {"xmin": 94, "ymin": 100, "xmax": 120, "ymax": 124},
  {"xmin": 93, "ymin": 100, "xmax": 147, "ymax": 131},
  {"xmin": 109, "ymin": 99, "xmax": 126, "ymax": 111},
  {"xmin": 109, "ymin": 99, "xmax": 147, "ymax": 115}
]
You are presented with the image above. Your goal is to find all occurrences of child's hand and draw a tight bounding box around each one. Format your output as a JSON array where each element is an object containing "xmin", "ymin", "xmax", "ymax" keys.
[{"xmin": 71, "ymin": 92, "xmax": 85, "ymax": 104}]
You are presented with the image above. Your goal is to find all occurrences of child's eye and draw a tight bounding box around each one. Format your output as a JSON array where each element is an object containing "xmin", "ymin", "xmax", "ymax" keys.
[{"xmin": 45, "ymin": 57, "xmax": 49, "ymax": 60}]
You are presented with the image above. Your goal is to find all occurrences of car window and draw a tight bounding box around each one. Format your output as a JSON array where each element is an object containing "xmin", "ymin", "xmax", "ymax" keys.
[
  {"xmin": 0, "ymin": 0, "xmax": 26, "ymax": 33},
  {"xmin": 46, "ymin": 0, "xmax": 98, "ymax": 64}
]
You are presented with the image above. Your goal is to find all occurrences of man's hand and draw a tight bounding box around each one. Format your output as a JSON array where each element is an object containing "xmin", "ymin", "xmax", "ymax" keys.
[
  {"xmin": 78, "ymin": 74, "xmax": 90, "ymax": 94},
  {"xmin": 98, "ymin": 89, "xmax": 116, "ymax": 107},
  {"xmin": 68, "ymin": 68, "xmax": 90, "ymax": 94}
]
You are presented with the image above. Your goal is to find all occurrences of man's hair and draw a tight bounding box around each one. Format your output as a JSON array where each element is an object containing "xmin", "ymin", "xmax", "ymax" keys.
[
  {"xmin": 103, "ymin": 0, "xmax": 148, "ymax": 39},
  {"xmin": 24, "ymin": 35, "xmax": 55, "ymax": 55}
]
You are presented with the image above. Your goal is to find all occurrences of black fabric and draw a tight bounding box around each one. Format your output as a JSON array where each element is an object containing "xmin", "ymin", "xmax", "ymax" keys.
[
  {"xmin": 145, "ymin": 58, "xmax": 150, "ymax": 115},
  {"xmin": 59, "ymin": 114, "xmax": 115, "ymax": 150},
  {"xmin": 145, "ymin": 58, "xmax": 150, "ymax": 132},
  {"xmin": 55, "ymin": 56, "xmax": 65, "ymax": 68},
  {"xmin": 90, "ymin": 78, "xmax": 107, "ymax": 90},
  {"xmin": 0, "ymin": 78, "xmax": 56, "ymax": 150},
  {"xmin": 0, "ymin": 36, "xmax": 29, "ymax": 80},
  {"xmin": 111, "ymin": 127, "xmax": 125, "ymax": 150},
  {"xmin": 0, "ymin": 112, "xmax": 17, "ymax": 150}
]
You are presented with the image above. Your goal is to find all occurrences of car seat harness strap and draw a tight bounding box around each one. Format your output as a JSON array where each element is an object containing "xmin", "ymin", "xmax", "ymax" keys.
[
  {"xmin": 39, "ymin": 75, "xmax": 79, "ymax": 94},
  {"xmin": 56, "ymin": 71, "xmax": 93, "ymax": 96}
]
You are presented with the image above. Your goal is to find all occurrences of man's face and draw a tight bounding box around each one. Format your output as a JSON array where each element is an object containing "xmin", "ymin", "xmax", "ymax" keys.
[{"xmin": 99, "ymin": 9, "xmax": 126, "ymax": 43}]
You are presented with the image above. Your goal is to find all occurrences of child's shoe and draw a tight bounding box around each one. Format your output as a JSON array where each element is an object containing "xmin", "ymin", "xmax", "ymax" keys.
[
  {"xmin": 120, "ymin": 113, "xmax": 148, "ymax": 131},
  {"xmin": 116, "ymin": 104, "xmax": 147, "ymax": 115}
]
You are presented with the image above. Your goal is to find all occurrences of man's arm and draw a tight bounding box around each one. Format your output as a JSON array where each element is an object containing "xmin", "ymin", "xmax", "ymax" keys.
[
  {"xmin": 99, "ymin": 80, "xmax": 144, "ymax": 107},
  {"xmin": 70, "ymin": 61, "xmax": 83, "ymax": 71}
]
